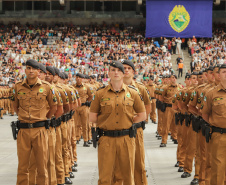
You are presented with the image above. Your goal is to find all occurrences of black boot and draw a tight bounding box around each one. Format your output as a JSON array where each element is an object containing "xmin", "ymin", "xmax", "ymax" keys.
[
  {"xmin": 181, "ymin": 172, "xmax": 191, "ymax": 178},
  {"xmin": 74, "ymin": 161, "xmax": 78, "ymax": 167},
  {"xmin": 190, "ymin": 178, "xmax": 199, "ymax": 185},
  {"xmin": 174, "ymin": 161, "xmax": 179, "ymax": 167},
  {"xmin": 178, "ymin": 167, "xmax": 184, "ymax": 172},
  {"xmin": 160, "ymin": 143, "xmax": 166, "ymax": 147},
  {"xmin": 65, "ymin": 177, "xmax": 73, "ymax": 184},
  {"xmin": 174, "ymin": 140, "xmax": 178, "ymax": 144},
  {"xmin": 76, "ymin": 140, "xmax": 79, "ymax": 144},
  {"xmin": 83, "ymin": 141, "xmax": 90, "ymax": 147},
  {"xmin": 88, "ymin": 140, "xmax": 92, "ymax": 144},
  {"xmin": 69, "ymin": 172, "xmax": 74, "ymax": 178},
  {"xmin": 72, "ymin": 166, "xmax": 78, "ymax": 172}
]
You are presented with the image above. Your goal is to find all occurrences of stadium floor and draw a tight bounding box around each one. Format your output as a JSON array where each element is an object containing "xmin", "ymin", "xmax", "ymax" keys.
[{"xmin": 0, "ymin": 115, "xmax": 194, "ymax": 185}]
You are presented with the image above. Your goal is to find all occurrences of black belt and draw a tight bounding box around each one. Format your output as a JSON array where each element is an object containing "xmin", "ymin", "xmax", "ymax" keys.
[
  {"xmin": 134, "ymin": 121, "xmax": 146, "ymax": 130},
  {"xmin": 166, "ymin": 103, "xmax": 172, "ymax": 107},
  {"xmin": 99, "ymin": 125, "xmax": 137, "ymax": 138},
  {"xmin": 18, "ymin": 121, "xmax": 49, "ymax": 129},
  {"xmin": 81, "ymin": 103, "xmax": 87, "ymax": 106},
  {"xmin": 151, "ymin": 97, "xmax": 156, "ymax": 100},
  {"xmin": 212, "ymin": 126, "xmax": 226, "ymax": 134}
]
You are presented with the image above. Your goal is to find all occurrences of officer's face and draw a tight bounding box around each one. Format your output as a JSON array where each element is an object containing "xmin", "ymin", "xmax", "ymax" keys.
[
  {"xmin": 214, "ymin": 68, "xmax": 220, "ymax": 82},
  {"xmin": 53, "ymin": 75, "xmax": 58, "ymax": 83},
  {"xmin": 45, "ymin": 71, "xmax": 53, "ymax": 83},
  {"xmin": 123, "ymin": 65, "xmax": 134, "ymax": 78},
  {"xmin": 109, "ymin": 67, "xmax": 124, "ymax": 81},
  {"xmin": 203, "ymin": 72, "xmax": 208, "ymax": 82},
  {"xmin": 170, "ymin": 76, "xmax": 177, "ymax": 84},
  {"xmin": 38, "ymin": 70, "xmax": 46, "ymax": 81},
  {"xmin": 197, "ymin": 75, "xmax": 204, "ymax": 84},
  {"xmin": 207, "ymin": 71, "xmax": 215, "ymax": 82},
  {"xmin": 219, "ymin": 68, "xmax": 226, "ymax": 82},
  {"xmin": 184, "ymin": 78, "xmax": 190, "ymax": 86},
  {"xmin": 191, "ymin": 75, "xmax": 198, "ymax": 85},
  {"xmin": 76, "ymin": 76, "xmax": 82, "ymax": 84},
  {"xmin": 25, "ymin": 66, "xmax": 39, "ymax": 79}
]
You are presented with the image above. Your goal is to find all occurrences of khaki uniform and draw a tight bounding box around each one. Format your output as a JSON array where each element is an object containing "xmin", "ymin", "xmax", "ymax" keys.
[
  {"xmin": 146, "ymin": 83, "xmax": 156, "ymax": 123},
  {"xmin": 9, "ymin": 87, "xmax": 15, "ymax": 115},
  {"xmin": 161, "ymin": 84, "xmax": 180, "ymax": 144},
  {"xmin": 90, "ymin": 83, "xmax": 146, "ymax": 185},
  {"xmin": 13, "ymin": 78, "xmax": 57, "ymax": 185},
  {"xmin": 74, "ymin": 83, "xmax": 93, "ymax": 142},
  {"xmin": 189, "ymin": 83, "xmax": 208, "ymax": 184},
  {"xmin": 202, "ymin": 83, "xmax": 226, "ymax": 185},
  {"xmin": 55, "ymin": 83, "xmax": 70, "ymax": 184},
  {"xmin": 113, "ymin": 81, "xmax": 151, "ymax": 185}
]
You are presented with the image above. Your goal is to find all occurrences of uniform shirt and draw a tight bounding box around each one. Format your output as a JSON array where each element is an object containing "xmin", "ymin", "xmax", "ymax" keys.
[
  {"xmin": 13, "ymin": 78, "xmax": 57, "ymax": 124},
  {"xmin": 133, "ymin": 81, "xmax": 151, "ymax": 106},
  {"xmin": 55, "ymin": 83, "xmax": 69, "ymax": 105},
  {"xmin": 74, "ymin": 83, "xmax": 93, "ymax": 103},
  {"xmin": 189, "ymin": 83, "xmax": 206, "ymax": 110},
  {"xmin": 161, "ymin": 84, "xmax": 180, "ymax": 104},
  {"xmin": 90, "ymin": 83, "xmax": 145, "ymax": 130},
  {"xmin": 146, "ymin": 83, "xmax": 156, "ymax": 102},
  {"xmin": 182, "ymin": 86, "xmax": 197, "ymax": 106},
  {"xmin": 202, "ymin": 83, "xmax": 226, "ymax": 128},
  {"xmin": 62, "ymin": 84, "xmax": 75, "ymax": 104},
  {"xmin": 199, "ymin": 83, "xmax": 215, "ymax": 110}
]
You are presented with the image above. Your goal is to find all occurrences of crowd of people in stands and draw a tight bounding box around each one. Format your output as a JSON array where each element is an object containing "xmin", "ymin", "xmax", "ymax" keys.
[{"xmin": 0, "ymin": 21, "xmax": 225, "ymax": 87}]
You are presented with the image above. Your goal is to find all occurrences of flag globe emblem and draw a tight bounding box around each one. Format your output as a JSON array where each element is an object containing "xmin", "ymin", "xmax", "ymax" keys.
[{"xmin": 169, "ymin": 5, "xmax": 190, "ymax": 33}]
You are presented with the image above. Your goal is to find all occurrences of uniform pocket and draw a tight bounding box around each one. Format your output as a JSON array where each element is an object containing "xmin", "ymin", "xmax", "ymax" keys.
[
  {"xmin": 18, "ymin": 95, "xmax": 27, "ymax": 107},
  {"xmin": 123, "ymin": 98, "xmax": 134, "ymax": 113},
  {"xmin": 100, "ymin": 101, "xmax": 112, "ymax": 114},
  {"xmin": 213, "ymin": 101, "xmax": 225, "ymax": 115}
]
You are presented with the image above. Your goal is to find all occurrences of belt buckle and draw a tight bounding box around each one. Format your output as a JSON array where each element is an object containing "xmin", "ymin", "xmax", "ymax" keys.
[
  {"xmin": 28, "ymin": 123, "xmax": 33, "ymax": 128},
  {"xmin": 114, "ymin": 131, "xmax": 120, "ymax": 137},
  {"xmin": 220, "ymin": 128, "xmax": 223, "ymax": 134}
]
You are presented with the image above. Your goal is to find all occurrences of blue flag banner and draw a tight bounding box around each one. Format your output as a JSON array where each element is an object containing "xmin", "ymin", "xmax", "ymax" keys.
[{"xmin": 146, "ymin": 0, "xmax": 213, "ymax": 38}]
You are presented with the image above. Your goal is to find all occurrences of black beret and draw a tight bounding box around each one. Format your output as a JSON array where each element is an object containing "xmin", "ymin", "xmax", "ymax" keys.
[
  {"xmin": 53, "ymin": 67, "xmax": 60, "ymax": 76},
  {"xmin": 85, "ymin": 75, "xmax": 90, "ymax": 79},
  {"xmin": 26, "ymin": 59, "xmax": 40, "ymax": 70},
  {"xmin": 76, "ymin": 73, "xmax": 84, "ymax": 78},
  {"xmin": 46, "ymin": 66, "xmax": 55, "ymax": 76},
  {"xmin": 214, "ymin": 64, "xmax": 221, "ymax": 69},
  {"xmin": 191, "ymin": 72, "xmax": 199, "ymax": 76},
  {"xmin": 63, "ymin": 72, "xmax": 68, "ymax": 79},
  {"xmin": 171, "ymin": 74, "xmax": 177, "ymax": 79},
  {"xmin": 198, "ymin": 71, "xmax": 203, "ymax": 75},
  {"xmin": 185, "ymin": 73, "xmax": 191, "ymax": 79},
  {"xmin": 59, "ymin": 73, "xmax": 65, "ymax": 80},
  {"xmin": 39, "ymin": 63, "xmax": 46, "ymax": 73},
  {"xmin": 110, "ymin": 61, "xmax": 124, "ymax": 73},
  {"xmin": 149, "ymin": 75, "xmax": 154, "ymax": 81},
  {"xmin": 219, "ymin": 64, "xmax": 226, "ymax": 70},
  {"xmin": 90, "ymin": 75, "xmax": 95, "ymax": 79},
  {"xmin": 207, "ymin": 66, "xmax": 214, "ymax": 71},
  {"xmin": 122, "ymin": 60, "xmax": 135, "ymax": 71}
]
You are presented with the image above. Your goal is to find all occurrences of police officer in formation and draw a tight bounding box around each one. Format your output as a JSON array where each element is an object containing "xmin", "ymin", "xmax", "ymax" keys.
[{"xmin": 11, "ymin": 59, "xmax": 226, "ymax": 185}]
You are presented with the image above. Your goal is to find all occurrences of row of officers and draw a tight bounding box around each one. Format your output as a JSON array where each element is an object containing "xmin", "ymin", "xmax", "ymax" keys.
[
  {"xmin": 11, "ymin": 59, "xmax": 157, "ymax": 185},
  {"xmin": 11, "ymin": 58, "xmax": 226, "ymax": 185},
  {"xmin": 154, "ymin": 64, "xmax": 226, "ymax": 185}
]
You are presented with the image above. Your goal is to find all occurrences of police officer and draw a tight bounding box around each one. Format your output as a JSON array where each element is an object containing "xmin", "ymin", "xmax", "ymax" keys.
[
  {"xmin": 90, "ymin": 61, "xmax": 146, "ymax": 185},
  {"xmin": 146, "ymin": 75, "xmax": 157, "ymax": 124},
  {"xmin": 74, "ymin": 73, "xmax": 93, "ymax": 147},
  {"xmin": 159, "ymin": 74, "xmax": 180, "ymax": 147},
  {"xmin": 202, "ymin": 64, "xmax": 226, "ymax": 185},
  {"xmin": 12, "ymin": 59, "xmax": 57, "ymax": 185}
]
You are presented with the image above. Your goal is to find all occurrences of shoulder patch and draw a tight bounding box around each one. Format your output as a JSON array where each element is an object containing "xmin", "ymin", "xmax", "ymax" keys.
[
  {"xmin": 128, "ymin": 85, "xmax": 138, "ymax": 91},
  {"xmin": 97, "ymin": 85, "xmax": 106, "ymax": 91}
]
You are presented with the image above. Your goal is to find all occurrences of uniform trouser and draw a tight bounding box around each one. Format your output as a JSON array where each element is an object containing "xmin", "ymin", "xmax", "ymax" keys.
[
  {"xmin": 112, "ymin": 127, "xmax": 147, "ymax": 185},
  {"xmin": 0, "ymin": 100, "xmax": 3, "ymax": 118},
  {"xmin": 47, "ymin": 127, "xmax": 57, "ymax": 185},
  {"xmin": 197, "ymin": 132, "xmax": 206, "ymax": 185},
  {"xmin": 67, "ymin": 119, "xmax": 73, "ymax": 172},
  {"xmin": 98, "ymin": 135, "xmax": 135, "ymax": 185},
  {"xmin": 183, "ymin": 123, "xmax": 197, "ymax": 174},
  {"xmin": 71, "ymin": 114, "xmax": 77, "ymax": 164},
  {"xmin": 17, "ymin": 127, "xmax": 48, "ymax": 185},
  {"xmin": 157, "ymin": 109, "xmax": 163, "ymax": 136},
  {"xmin": 60, "ymin": 121, "xmax": 69, "ymax": 178},
  {"xmin": 150, "ymin": 101, "xmax": 156, "ymax": 122},
  {"xmin": 9, "ymin": 100, "xmax": 14, "ymax": 115},
  {"xmin": 205, "ymin": 140, "xmax": 212, "ymax": 185},
  {"xmin": 194, "ymin": 131, "xmax": 200, "ymax": 180},
  {"xmin": 178, "ymin": 121, "xmax": 188, "ymax": 167},
  {"xmin": 198, "ymin": 133, "xmax": 206, "ymax": 185},
  {"xmin": 55, "ymin": 126, "xmax": 65, "ymax": 184},
  {"xmin": 28, "ymin": 127, "xmax": 57, "ymax": 185},
  {"xmin": 210, "ymin": 132, "xmax": 226, "ymax": 185},
  {"xmin": 75, "ymin": 106, "xmax": 89, "ymax": 142},
  {"xmin": 162, "ymin": 107, "xmax": 175, "ymax": 144}
]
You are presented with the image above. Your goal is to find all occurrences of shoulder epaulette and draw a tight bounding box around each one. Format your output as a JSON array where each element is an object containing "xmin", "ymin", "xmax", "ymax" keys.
[
  {"xmin": 15, "ymin": 80, "xmax": 22, "ymax": 85},
  {"xmin": 128, "ymin": 85, "xmax": 138, "ymax": 91},
  {"xmin": 97, "ymin": 85, "xmax": 106, "ymax": 91},
  {"xmin": 135, "ymin": 81, "xmax": 145, "ymax": 86},
  {"xmin": 41, "ymin": 80, "xmax": 51, "ymax": 86}
]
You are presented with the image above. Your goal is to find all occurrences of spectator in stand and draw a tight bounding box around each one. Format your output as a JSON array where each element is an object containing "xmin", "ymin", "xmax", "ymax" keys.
[{"xmin": 178, "ymin": 59, "xmax": 184, "ymax": 78}]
